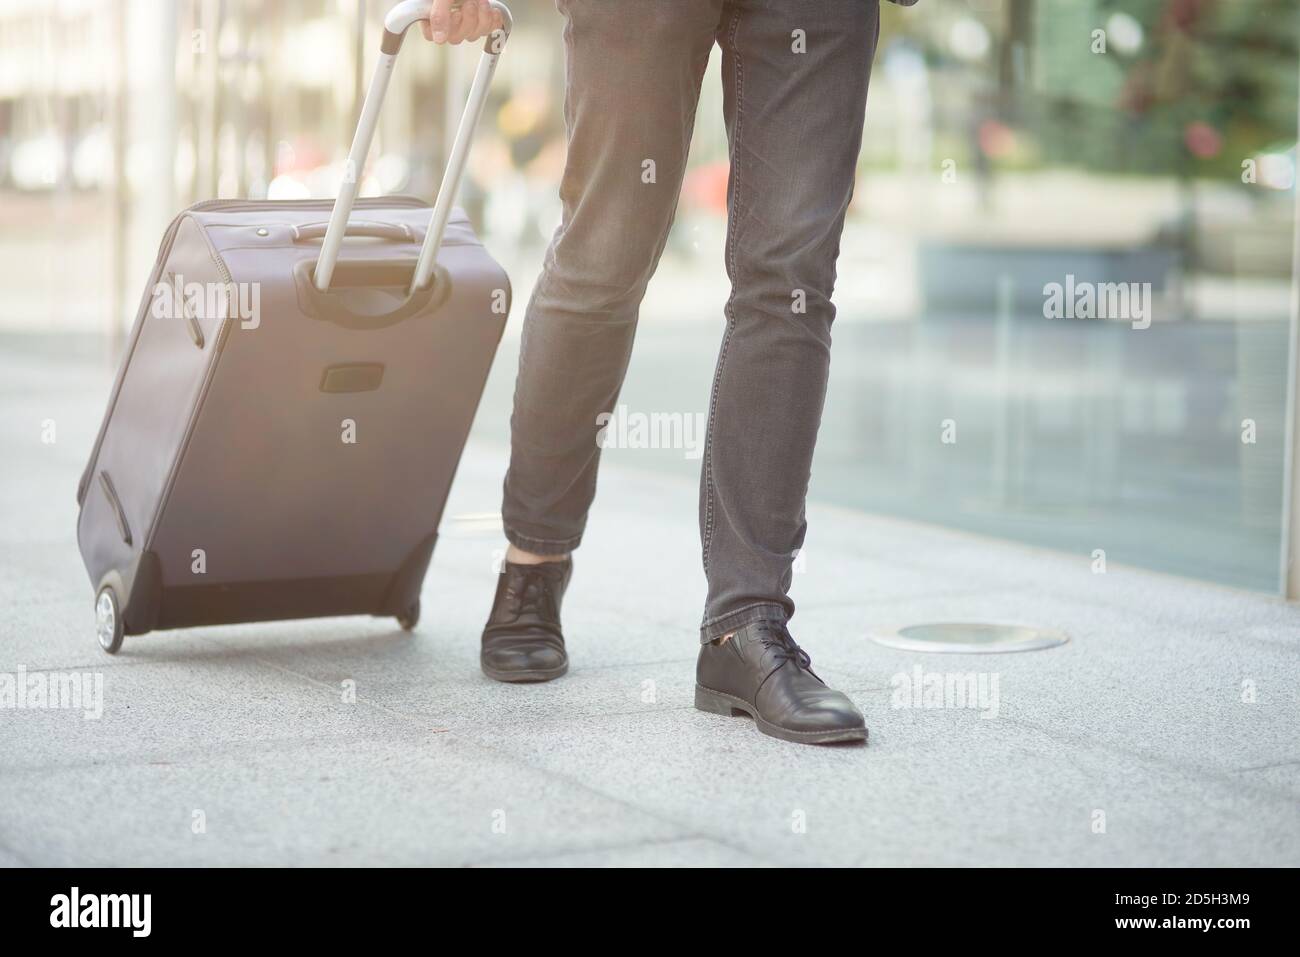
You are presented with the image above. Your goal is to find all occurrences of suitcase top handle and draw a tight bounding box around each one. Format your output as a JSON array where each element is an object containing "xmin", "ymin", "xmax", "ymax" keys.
[
  {"xmin": 294, "ymin": 220, "xmax": 416, "ymax": 244},
  {"xmin": 313, "ymin": 0, "xmax": 513, "ymax": 295}
]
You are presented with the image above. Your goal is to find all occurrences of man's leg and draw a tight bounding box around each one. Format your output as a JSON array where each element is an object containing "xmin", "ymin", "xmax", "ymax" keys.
[
  {"xmin": 501, "ymin": 0, "xmax": 721, "ymax": 557},
  {"xmin": 485, "ymin": 1, "xmax": 721, "ymax": 682},
  {"xmin": 700, "ymin": 0, "xmax": 880, "ymax": 640},
  {"xmin": 693, "ymin": 0, "xmax": 879, "ymax": 743}
]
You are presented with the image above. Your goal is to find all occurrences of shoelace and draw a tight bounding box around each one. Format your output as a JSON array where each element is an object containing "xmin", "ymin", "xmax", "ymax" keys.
[
  {"xmin": 503, "ymin": 565, "xmax": 559, "ymax": 622},
  {"xmin": 757, "ymin": 624, "xmax": 820, "ymax": 681}
]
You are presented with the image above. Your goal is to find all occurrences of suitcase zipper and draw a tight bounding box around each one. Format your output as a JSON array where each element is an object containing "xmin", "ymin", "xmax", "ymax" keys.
[
  {"xmin": 184, "ymin": 194, "xmax": 430, "ymax": 214},
  {"xmin": 189, "ymin": 196, "xmax": 478, "ymax": 250}
]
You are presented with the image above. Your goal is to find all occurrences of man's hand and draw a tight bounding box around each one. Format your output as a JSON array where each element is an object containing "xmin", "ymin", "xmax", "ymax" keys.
[{"xmin": 421, "ymin": 0, "xmax": 504, "ymax": 45}]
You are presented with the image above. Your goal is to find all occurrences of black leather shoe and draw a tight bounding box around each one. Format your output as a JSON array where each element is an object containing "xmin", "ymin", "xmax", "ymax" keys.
[
  {"xmin": 695, "ymin": 621, "xmax": 866, "ymax": 744},
  {"xmin": 481, "ymin": 558, "xmax": 572, "ymax": 682}
]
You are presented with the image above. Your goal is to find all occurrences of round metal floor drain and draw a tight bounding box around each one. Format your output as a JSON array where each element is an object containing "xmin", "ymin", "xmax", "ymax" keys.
[{"xmin": 869, "ymin": 622, "xmax": 1068, "ymax": 654}]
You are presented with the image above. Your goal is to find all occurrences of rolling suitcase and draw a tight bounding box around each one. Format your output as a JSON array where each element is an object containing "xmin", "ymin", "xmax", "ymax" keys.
[{"xmin": 76, "ymin": 0, "xmax": 515, "ymax": 653}]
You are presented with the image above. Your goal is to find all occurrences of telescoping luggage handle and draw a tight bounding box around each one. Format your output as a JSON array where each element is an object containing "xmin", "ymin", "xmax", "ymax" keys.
[{"xmin": 314, "ymin": 0, "xmax": 513, "ymax": 293}]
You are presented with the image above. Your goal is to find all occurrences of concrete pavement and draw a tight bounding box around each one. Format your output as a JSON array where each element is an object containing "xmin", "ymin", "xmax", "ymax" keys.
[{"xmin": 1, "ymin": 335, "xmax": 1298, "ymax": 866}]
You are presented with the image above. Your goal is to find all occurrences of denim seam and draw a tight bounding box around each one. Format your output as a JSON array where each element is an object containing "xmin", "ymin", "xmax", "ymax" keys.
[{"xmin": 702, "ymin": 9, "xmax": 744, "ymax": 576}]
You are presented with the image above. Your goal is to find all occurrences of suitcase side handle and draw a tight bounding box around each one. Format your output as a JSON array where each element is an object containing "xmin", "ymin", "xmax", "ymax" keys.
[{"xmin": 313, "ymin": 0, "xmax": 513, "ymax": 294}]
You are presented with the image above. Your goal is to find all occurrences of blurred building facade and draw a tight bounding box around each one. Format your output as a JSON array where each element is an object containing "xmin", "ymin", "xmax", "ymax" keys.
[{"xmin": 2, "ymin": 0, "xmax": 1299, "ymax": 597}]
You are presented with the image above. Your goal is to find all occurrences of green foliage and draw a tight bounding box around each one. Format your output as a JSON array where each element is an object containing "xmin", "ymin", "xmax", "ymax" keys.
[{"xmin": 1051, "ymin": 0, "xmax": 1300, "ymax": 175}]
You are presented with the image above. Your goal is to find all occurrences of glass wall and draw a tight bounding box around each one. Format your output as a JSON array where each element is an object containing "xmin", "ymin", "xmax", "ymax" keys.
[{"xmin": 1, "ymin": 0, "xmax": 1296, "ymax": 592}]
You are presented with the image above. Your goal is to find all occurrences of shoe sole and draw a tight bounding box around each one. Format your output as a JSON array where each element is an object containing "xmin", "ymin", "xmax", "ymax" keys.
[
  {"xmin": 482, "ymin": 661, "xmax": 569, "ymax": 683},
  {"xmin": 694, "ymin": 684, "xmax": 867, "ymax": 745}
]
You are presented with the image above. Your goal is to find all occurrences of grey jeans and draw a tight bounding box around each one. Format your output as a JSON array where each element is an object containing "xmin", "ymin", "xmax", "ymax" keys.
[{"xmin": 501, "ymin": 0, "xmax": 881, "ymax": 642}]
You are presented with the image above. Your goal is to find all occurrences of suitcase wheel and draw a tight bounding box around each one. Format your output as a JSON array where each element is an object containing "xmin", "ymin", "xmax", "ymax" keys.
[
  {"xmin": 397, "ymin": 599, "xmax": 420, "ymax": 632},
  {"xmin": 95, "ymin": 586, "xmax": 125, "ymax": 655}
]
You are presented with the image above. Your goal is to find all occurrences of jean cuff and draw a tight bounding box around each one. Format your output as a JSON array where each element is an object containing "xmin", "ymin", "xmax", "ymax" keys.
[
  {"xmin": 699, "ymin": 602, "xmax": 788, "ymax": 644},
  {"xmin": 503, "ymin": 525, "xmax": 581, "ymax": 557}
]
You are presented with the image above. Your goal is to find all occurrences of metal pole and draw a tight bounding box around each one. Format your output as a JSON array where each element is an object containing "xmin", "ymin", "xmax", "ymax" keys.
[
  {"xmin": 108, "ymin": 0, "xmax": 129, "ymax": 353},
  {"xmin": 262, "ymin": 0, "xmax": 282, "ymax": 199},
  {"xmin": 196, "ymin": 0, "xmax": 222, "ymax": 197},
  {"xmin": 313, "ymin": 51, "xmax": 398, "ymax": 290},
  {"xmin": 410, "ymin": 47, "xmax": 498, "ymax": 291},
  {"xmin": 353, "ymin": 0, "xmax": 367, "ymax": 128},
  {"xmin": 992, "ymin": 274, "xmax": 1014, "ymax": 505},
  {"xmin": 1280, "ymin": 46, "xmax": 1300, "ymax": 599},
  {"xmin": 315, "ymin": 1, "xmax": 512, "ymax": 292}
]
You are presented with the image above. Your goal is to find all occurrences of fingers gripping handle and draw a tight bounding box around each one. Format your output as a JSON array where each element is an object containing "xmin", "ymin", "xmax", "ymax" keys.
[
  {"xmin": 313, "ymin": 1, "xmax": 513, "ymax": 292},
  {"xmin": 383, "ymin": 0, "xmax": 513, "ymax": 44}
]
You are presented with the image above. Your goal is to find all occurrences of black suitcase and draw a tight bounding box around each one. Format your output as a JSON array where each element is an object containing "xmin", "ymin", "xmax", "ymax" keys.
[{"xmin": 76, "ymin": 1, "xmax": 515, "ymax": 653}]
